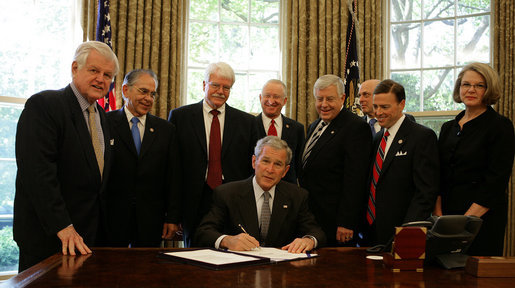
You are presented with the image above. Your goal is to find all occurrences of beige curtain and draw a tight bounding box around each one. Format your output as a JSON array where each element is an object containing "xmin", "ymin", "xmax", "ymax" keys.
[
  {"xmin": 81, "ymin": 0, "xmax": 187, "ymax": 119},
  {"xmin": 357, "ymin": 0, "xmax": 383, "ymax": 82},
  {"xmin": 282, "ymin": 0, "xmax": 383, "ymax": 127},
  {"xmin": 494, "ymin": 0, "xmax": 515, "ymax": 256}
]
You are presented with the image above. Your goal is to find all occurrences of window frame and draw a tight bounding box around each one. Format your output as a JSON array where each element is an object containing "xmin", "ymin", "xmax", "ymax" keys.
[
  {"xmin": 383, "ymin": 0, "xmax": 493, "ymax": 119},
  {"xmin": 184, "ymin": 0, "xmax": 281, "ymax": 113}
]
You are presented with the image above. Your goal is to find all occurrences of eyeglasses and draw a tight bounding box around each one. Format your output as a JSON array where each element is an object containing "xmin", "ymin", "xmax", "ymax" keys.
[
  {"xmin": 133, "ymin": 86, "xmax": 157, "ymax": 99},
  {"xmin": 208, "ymin": 82, "xmax": 231, "ymax": 93},
  {"xmin": 461, "ymin": 83, "xmax": 486, "ymax": 91}
]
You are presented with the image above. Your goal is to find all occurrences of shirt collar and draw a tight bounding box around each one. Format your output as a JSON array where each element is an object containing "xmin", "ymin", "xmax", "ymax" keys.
[
  {"xmin": 124, "ymin": 106, "xmax": 147, "ymax": 126},
  {"xmin": 70, "ymin": 82, "xmax": 92, "ymax": 112},
  {"xmin": 385, "ymin": 114, "xmax": 406, "ymax": 136},
  {"xmin": 261, "ymin": 113, "xmax": 282, "ymax": 127},
  {"xmin": 252, "ymin": 176, "xmax": 276, "ymax": 202},
  {"xmin": 203, "ymin": 100, "xmax": 226, "ymax": 115}
]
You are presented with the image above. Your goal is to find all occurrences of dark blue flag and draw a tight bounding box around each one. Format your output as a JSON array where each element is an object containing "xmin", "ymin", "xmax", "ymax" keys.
[
  {"xmin": 96, "ymin": 0, "xmax": 116, "ymax": 111},
  {"xmin": 344, "ymin": 1, "xmax": 360, "ymax": 114}
]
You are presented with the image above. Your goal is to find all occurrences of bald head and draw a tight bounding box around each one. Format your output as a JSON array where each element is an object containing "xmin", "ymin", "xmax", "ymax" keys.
[{"xmin": 359, "ymin": 79, "xmax": 381, "ymax": 118}]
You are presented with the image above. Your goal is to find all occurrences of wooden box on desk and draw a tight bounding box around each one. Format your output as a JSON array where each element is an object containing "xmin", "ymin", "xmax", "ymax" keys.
[
  {"xmin": 383, "ymin": 226, "xmax": 427, "ymax": 272},
  {"xmin": 465, "ymin": 256, "xmax": 515, "ymax": 277}
]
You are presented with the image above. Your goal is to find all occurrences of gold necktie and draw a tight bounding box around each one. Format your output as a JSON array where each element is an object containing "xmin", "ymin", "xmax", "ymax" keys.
[{"xmin": 88, "ymin": 105, "xmax": 104, "ymax": 177}]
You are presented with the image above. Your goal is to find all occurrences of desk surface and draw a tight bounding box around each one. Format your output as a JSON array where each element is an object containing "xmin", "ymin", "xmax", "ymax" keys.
[{"xmin": 3, "ymin": 248, "xmax": 512, "ymax": 288}]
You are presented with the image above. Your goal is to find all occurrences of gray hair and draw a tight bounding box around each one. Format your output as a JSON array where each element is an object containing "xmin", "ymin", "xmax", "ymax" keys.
[
  {"xmin": 254, "ymin": 136, "xmax": 292, "ymax": 165},
  {"xmin": 122, "ymin": 69, "xmax": 158, "ymax": 100},
  {"xmin": 73, "ymin": 41, "xmax": 119, "ymax": 78},
  {"xmin": 262, "ymin": 79, "xmax": 287, "ymax": 98},
  {"xmin": 313, "ymin": 74, "xmax": 345, "ymax": 97},
  {"xmin": 204, "ymin": 62, "xmax": 235, "ymax": 86}
]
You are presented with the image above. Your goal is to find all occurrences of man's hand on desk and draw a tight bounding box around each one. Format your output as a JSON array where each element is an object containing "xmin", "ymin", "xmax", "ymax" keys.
[
  {"xmin": 282, "ymin": 237, "xmax": 314, "ymax": 253},
  {"xmin": 162, "ymin": 223, "xmax": 180, "ymax": 239},
  {"xmin": 336, "ymin": 226, "xmax": 353, "ymax": 243},
  {"xmin": 220, "ymin": 233, "xmax": 260, "ymax": 251},
  {"xmin": 57, "ymin": 225, "xmax": 92, "ymax": 256}
]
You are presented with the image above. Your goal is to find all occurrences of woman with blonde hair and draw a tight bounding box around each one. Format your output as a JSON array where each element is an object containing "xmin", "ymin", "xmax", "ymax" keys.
[{"xmin": 435, "ymin": 62, "xmax": 514, "ymax": 256}]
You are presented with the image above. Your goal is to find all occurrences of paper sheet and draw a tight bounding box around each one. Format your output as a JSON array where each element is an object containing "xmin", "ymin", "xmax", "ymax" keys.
[
  {"xmin": 233, "ymin": 247, "xmax": 317, "ymax": 262},
  {"xmin": 164, "ymin": 249, "xmax": 262, "ymax": 265}
]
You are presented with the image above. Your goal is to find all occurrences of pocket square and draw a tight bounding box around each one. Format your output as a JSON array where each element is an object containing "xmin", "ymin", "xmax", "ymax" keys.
[{"xmin": 395, "ymin": 151, "xmax": 407, "ymax": 156}]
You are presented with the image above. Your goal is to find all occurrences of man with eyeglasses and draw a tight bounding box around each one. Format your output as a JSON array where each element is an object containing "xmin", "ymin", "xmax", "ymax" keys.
[
  {"xmin": 168, "ymin": 62, "xmax": 257, "ymax": 247},
  {"xmin": 105, "ymin": 69, "xmax": 180, "ymax": 248},
  {"xmin": 255, "ymin": 79, "xmax": 305, "ymax": 184},
  {"xmin": 298, "ymin": 74, "xmax": 372, "ymax": 247},
  {"xmin": 14, "ymin": 41, "xmax": 118, "ymax": 271}
]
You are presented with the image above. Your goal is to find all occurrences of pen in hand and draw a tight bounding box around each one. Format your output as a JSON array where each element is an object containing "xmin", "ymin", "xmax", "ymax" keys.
[
  {"xmin": 238, "ymin": 224, "xmax": 248, "ymax": 234},
  {"xmin": 238, "ymin": 224, "xmax": 261, "ymax": 250}
]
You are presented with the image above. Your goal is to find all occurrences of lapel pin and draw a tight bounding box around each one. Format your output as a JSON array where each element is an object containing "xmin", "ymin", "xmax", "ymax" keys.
[
  {"xmin": 150, "ymin": 128, "xmax": 155, "ymax": 133},
  {"xmin": 110, "ymin": 139, "xmax": 115, "ymax": 145},
  {"xmin": 331, "ymin": 130, "xmax": 335, "ymax": 134},
  {"xmin": 398, "ymin": 139, "xmax": 403, "ymax": 144},
  {"xmin": 283, "ymin": 205, "xmax": 288, "ymax": 209},
  {"xmin": 286, "ymin": 124, "xmax": 290, "ymax": 128}
]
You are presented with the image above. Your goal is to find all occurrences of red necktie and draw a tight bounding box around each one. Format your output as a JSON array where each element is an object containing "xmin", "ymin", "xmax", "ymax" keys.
[
  {"xmin": 267, "ymin": 119, "xmax": 278, "ymax": 136},
  {"xmin": 207, "ymin": 110, "xmax": 222, "ymax": 189},
  {"xmin": 367, "ymin": 130, "xmax": 390, "ymax": 225}
]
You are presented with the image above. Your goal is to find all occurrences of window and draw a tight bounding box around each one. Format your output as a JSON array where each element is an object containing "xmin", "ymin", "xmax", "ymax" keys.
[
  {"xmin": 0, "ymin": 0, "xmax": 80, "ymax": 274},
  {"xmin": 387, "ymin": 0, "xmax": 491, "ymax": 133},
  {"xmin": 186, "ymin": 0, "xmax": 281, "ymax": 113}
]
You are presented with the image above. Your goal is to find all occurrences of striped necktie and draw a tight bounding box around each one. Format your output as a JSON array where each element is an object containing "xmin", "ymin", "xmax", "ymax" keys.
[
  {"xmin": 367, "ymin": 130, "xmax": 390, "ymax": 225},
  {"xmin": 88, "ymin": 105, "xmax": 104, "ymax": 177},
  {"xmin": 302, "ymin": 121, "xmax": 327, "ymax": 167}
]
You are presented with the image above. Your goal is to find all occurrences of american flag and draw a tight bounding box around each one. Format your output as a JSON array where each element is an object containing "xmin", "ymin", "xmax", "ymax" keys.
[
  {"xmin": 343, "ymin": 0, "xmax": 361, "ymax": 115},
  {"xmin": 96, "ymin": 0, "xmax": 116, "ymax": 111}
]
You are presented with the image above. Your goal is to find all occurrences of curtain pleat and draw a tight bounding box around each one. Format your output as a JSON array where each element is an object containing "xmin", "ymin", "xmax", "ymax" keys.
[
  {"xmin": 283, "ymin": 0, "xmax": 383, "ymax": 126},
  {"xmin": 494, "ymin": 0, "xmax": 515, "ymax": 256},
  {"xmin": 82, "ymin": 0, "xmax": 187, "ymax": 119}
]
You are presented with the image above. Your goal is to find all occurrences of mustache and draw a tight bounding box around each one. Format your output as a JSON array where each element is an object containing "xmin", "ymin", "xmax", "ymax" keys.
[{"xmin": 212, "ymin": 93, "xmax": 226, "ymax": 99}]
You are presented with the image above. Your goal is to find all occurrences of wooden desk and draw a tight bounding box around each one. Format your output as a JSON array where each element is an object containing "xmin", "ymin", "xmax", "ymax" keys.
[{"xmin": 3, "ymin": 248, "xmax": 512, "ymax": 287}]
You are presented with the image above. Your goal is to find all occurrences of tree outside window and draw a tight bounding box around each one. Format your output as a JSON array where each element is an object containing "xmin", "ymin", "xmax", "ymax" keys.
[
  {"xmin": 187, "ymin": 0, "xmax": 280, "ymax": 113},
  {"xmin": 388, "ymin": 0, "xmax": 491, "ymax": 134}
]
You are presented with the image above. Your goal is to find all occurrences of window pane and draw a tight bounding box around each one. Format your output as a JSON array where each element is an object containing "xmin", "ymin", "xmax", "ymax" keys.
[
  {"xmin": 251, "ymin": 0, "xmax": 279, "ymax": 23},
  {"xmin": 250, "ymin": 26, "xmax": 280, "ymax": 70},
  {"xmin": 227, "ymin": 72, "xmax": 249, "ymax": 110},
  {"xmin": 186, "ymin": 69, "xmax": 205, "ymax": 105},
  {"xmin": 390, "ymin": 0, "xmax": 421, "ymax": 22},
  {"xmin": 392, "ymin": 71, "xmax": 421, "ymax": 112},
  {"xmin": 423, "ymin": 20, "xmax": 454, "ymax": 68},
  {"xmin": 458, "ymin": 0, "xmax": 490, "ymax": 16},
  {"xmin": 221, "ymin": 0, "xmax": 248, "ymax": 22},
  {"xmin": 0, "ymin": 103, "xmax": 22, "ymax": 273},
  {"xmin": 417, "ymin": 116, "xmax": 456, "ymax": 136},
  {"xmin": 424, "ymin": 0, "xmax": 454, "ymax": 19},
  {"xmin": 220, "ymin": 24, "xmax": 249, "ymax": 70},
  {"xmin": 188, "ymin": 22, "xmax": 218, "ymax": 67},
  {"xmin": 0, "ymin": 0, "xmax": 77, "ymax": 98},
  {"xmin": 457, "ymin": 15, "xmax": 490, "ymax": 65},
  {"xmin": 422, "ymin": 69, "xmax": 456, "ymax": 111},
  {"xmin": 390, "ymin": 23, "xmax": 421, "ymax": 69},
  {"xmin": 0, "ymin": 104, "xmax": 22, "ymax": 159},
  {"xmin": 189, "ymin": 0, "xmax": 218, "ymax": 21}
]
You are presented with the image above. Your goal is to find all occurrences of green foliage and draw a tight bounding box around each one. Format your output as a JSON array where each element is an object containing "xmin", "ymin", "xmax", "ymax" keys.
[{"xmin": 0, "ymin": 226, "xmax": 19, "ymax": 271}]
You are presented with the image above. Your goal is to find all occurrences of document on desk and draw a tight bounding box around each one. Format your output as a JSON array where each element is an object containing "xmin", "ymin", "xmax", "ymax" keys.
[
  {"xmin": 233, "ymin": 247, "xmax": 317, "ymax": 262},
  {"xmin": 160, "ymin": 249, "xmax": 270, "ymax": 270}
]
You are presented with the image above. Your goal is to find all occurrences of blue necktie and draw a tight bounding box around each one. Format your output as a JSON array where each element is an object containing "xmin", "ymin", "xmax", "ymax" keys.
[
  {"xmin": 369, "ymin": 118, "xmax": 377, "ymax": 137},
  {"xmin": 131, "ymin": 117, "xmax": 141, "ymax": 155}
]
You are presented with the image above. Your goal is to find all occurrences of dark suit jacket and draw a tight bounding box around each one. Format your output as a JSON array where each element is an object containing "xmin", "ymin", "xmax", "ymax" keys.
[
  {"xmin": 168, "ymin": 100, "xmax": 257, "ymax": 246},
  {"xmin": 298, "ymin": 108, "xmax": 372, "ymax": 245},
  {"xmin": 105, "ymin": 108, "xmax": 180, "ymax": 247},
  {"xmin": 370, "ymin": 117, "xmax": 439, "ymax": 245},
  {"xmin": 255, "ymin": 113, "xmax": 305, "ymax": 183},
  {"xmin": 14, "ymin": 85, "xmax": 111, "ymax": 264},
  {"xmin": 195, "ymin": 178, "xmax": 326, "ymax": 248}
]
